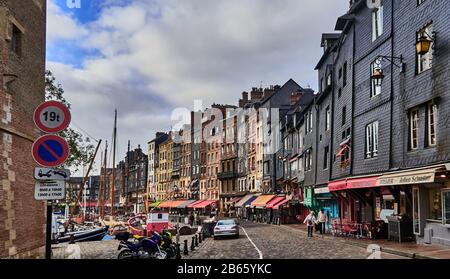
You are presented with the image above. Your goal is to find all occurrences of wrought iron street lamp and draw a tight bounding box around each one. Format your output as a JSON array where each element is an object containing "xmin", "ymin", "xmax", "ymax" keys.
[{"xmin": 370, "ymin": 55, "xmax": 405, "ymax": 87}]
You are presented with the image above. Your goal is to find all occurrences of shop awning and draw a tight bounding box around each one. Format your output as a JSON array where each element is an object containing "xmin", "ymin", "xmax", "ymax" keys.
[
  {"xmin": 149, "ymin": 201, "xmax": 162, "ymax": 208},
  {"xmin": 377, "ymin": 164, "xmax": 449, "ymax": 186},
  {"xmin": 157, "ymin": 201, "xmax": 172, "ymax": 208},
  {"xmin": 329, "ymin": 176, "xmax": 379, "ymax": 192},
  {"xmin": 187, "ymin": 200, "xmax": 204, "ymax": 208},
  {"xmin": 225, "ymin": 197, "xmax": 242, "ymax": 205},
  {"xmin": 234, "ymin": 194, "xmax": 255, "ymax": 207},
  {"xmin": 192, "ymin": 200, "xmax": 217, "ymax": 209},
  {"xmin": 157, "ymin": 200, "xmax": 187, "ymax": 208},
  {"xmin": 251, "ymin": 195, "xmax": 276, "ymax": 208},
  {"xmin": 177, "ymin": 200, "xmax": 197, "ymax": 209},
  {"xmin": 273, "ymin": 199, "xmax": 289, "ymax": 209},
  {"xmin": 265, "ymin": 196, "xmax": 286, "ymax": 209},
  {"xmin": 328, "ymin": 179, "xmax": 347, "ymax": 192}
]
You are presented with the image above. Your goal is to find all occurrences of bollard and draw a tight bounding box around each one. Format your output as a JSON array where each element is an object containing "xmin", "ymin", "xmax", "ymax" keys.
[
  {"xmin": 183, "ymin": 239, "xmax": 189, "ymax": 255},
  {"xmin": 190, "ymin": 236, "xmax": 195, "ymax": 251},
  {"xmin": 195, "ymin": 234, "xmax": 199, "ymax": 247},
  {"xmin": 176, "ymin": 243, "xmax": 182, "ymax": 259},
  {"xmin": 199, "ymin": 233, "xmax": 202, "ymax": 243}
]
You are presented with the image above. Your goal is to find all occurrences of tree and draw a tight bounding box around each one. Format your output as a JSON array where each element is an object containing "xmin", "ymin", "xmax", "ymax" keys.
[{"xmin": 45, "ymin": 70, "xmax": 95, "ymax": 172}]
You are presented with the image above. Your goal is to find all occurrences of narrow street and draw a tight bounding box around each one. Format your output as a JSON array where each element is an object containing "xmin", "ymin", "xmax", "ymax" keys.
[{"xmin": 187, "ymin": 221, "xmax": 408, "ymax": 259}]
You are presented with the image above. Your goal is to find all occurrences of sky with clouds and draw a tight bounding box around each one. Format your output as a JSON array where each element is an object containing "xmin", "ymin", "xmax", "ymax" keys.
[{"xmin": 46, "ymin": 0, "xmax": 349, "ymax": 174}]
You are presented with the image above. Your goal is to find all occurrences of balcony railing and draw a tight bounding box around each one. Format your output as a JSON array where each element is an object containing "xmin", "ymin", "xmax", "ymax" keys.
[{"xmin": 217, "ymin": 170, "xmax": 238, "ymax": 180}]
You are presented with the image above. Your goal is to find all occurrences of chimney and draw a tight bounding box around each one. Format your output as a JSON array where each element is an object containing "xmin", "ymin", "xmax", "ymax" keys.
[
  {"xmin": 250, "ymin": 87, "xmax": 263, "ymax": 101},
  {"xmin": 290, "ymin": 91, "xmax": 303, "ymax": 106}
]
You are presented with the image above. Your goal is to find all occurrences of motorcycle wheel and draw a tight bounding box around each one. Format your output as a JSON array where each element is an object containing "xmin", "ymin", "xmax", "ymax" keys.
[{"xmin": 118, "ymin": 249, "xmax": 133, "ymax": 259}]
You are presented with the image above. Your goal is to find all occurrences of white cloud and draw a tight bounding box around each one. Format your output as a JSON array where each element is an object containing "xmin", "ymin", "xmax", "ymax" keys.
[
  {"xmin": 47, "ymin": 0, "xmax": 88, "ymax": 43},
  {"xmin": 47, "ymin": 0, "xmax": 349, "ymax": 173}
]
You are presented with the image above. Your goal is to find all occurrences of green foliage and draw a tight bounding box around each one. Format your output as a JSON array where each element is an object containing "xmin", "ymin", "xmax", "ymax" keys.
[{"xmin": 45, "ymin": 70, "xmax": 95, "ymax": 171}]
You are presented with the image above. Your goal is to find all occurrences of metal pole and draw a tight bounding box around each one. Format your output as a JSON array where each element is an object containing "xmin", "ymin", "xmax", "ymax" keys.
[
  {"xmin": 110, "ymin": 110, "xmax": 117, "ymax": 219},
  {"xmin": 46, "ymin": 201, "xmax": 53, "ymax": 260}
]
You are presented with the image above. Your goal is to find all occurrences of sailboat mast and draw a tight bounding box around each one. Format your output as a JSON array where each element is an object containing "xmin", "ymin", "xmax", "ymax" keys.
[
  {"xmin": 125, "ymin": 140, "xmax": 130, "ymax": 214},
  {"xmin": 101, "ymin": 141, "xmax": 108, "ymax": 220},
  {"xmin": 98, "ymin": 150, "xmax": 103, "ymax": 216},
  {"xmin": 110, "ymin": 109, "xmax": 117, "ymax": 220}
]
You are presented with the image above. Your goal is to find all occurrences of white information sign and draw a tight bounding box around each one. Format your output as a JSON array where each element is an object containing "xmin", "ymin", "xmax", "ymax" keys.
[{"xmin": 35, "ymin": 180, "xmax": 66, "ymax": 200}]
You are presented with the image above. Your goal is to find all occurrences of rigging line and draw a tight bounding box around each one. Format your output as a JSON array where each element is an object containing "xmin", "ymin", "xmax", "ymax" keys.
[{"xmin": 71, "ymin": 121, "xmax": 100, "ymax": 143}]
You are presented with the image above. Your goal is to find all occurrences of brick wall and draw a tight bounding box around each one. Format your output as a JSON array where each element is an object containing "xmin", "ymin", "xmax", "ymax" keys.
[{"xmin": 0, "ymin": 0, "xmax": 46, "ymax": 258}]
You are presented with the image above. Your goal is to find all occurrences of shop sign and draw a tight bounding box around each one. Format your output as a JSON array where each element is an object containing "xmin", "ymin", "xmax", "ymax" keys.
[
  {"xmin": 314, "ymin": 187, "xmax": 330, "ymax": 194},
  {"xmin": 378, "ymin": 173, "xmax": 435, "ymax": 186}
]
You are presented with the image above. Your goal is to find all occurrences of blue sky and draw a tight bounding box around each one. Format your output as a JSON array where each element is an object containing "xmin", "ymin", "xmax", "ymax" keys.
[{"xmin": 46, "ymin": 0, "xmax": 349, "ymax": 173}]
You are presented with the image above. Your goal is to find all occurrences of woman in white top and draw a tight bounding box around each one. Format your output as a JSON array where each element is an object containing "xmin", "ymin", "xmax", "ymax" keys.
[{"xmin": 303, "ymin": 211, "xmax": 317, "ymax": 237}]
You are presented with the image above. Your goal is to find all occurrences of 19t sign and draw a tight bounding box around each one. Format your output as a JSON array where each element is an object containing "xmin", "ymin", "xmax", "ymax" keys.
[{"xmin": 34, "ymin": 101, "xmax": 71, "ymax": 133}]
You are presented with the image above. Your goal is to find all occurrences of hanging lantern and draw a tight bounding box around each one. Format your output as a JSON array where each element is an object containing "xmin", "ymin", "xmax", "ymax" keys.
[
  {"xmin": 416, "ymin": 35, "xmax": 432, "ymax": 55},
  {"xmin": 371, "ymin": 67, "xmax": 385, "ymax": 87}
]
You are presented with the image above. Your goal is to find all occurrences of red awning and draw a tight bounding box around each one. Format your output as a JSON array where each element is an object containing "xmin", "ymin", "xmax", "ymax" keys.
[
  {"xmin": 347, "ymin": 176, "xmax": 379, "ymax": 189},
  {"xmin": 80, "ymin": 201, "xmax": 98, "ymax": 207},
  {"xmin": 328, "ymin": 179, "xmax": 347, "ymax": 192},
  {"xmin": 273, "ymin": 199, "xmax": 289, "ymax": 209},
  {"xmin": 336, "ymin": 144, "xmax": 349, "ymax": 157},
  {"xmin": 187, "ymin": 200, "xmax": 204, "ymax": 208},
  {"xmin": 265, "ymin": 197, "xmax": 285, "ymax": 209},
  {"xmin": 329, "ymin": 176, "xmax": 380, "ymax": 192},
  {"xmin": 192, "ymin": 200, "xmax": 217, "ymax": 209}
]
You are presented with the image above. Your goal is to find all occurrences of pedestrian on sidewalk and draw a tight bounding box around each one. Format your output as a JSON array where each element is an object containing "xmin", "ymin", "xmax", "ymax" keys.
[
  {"xmin": 189, "ymin": 212, "xmax": 194, "ymax": 227},
  {"xmin": 317, "ymin": 209, "xmax": 328, "ymax": 236},
  {"xmin": 304, "ymin": 211, "xmax": 317, "ymax": 237}
]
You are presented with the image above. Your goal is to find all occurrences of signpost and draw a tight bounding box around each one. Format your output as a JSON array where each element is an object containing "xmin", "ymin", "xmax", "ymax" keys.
[{"xmin": 32, "ymin": 101, "xmax": 71, "ymax": 260}]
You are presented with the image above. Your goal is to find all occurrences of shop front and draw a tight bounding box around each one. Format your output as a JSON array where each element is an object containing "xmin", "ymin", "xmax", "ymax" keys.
[
  {"xmin": 377, "ymin": 163, "xmax": 450, "ymax": 246},
  {"xmin": 250, "ymin": 195, "xmax": 276, "ymax": 223},
  {"xmin": 234, "ymin": 194, "xmax": 258, "ymax": 219}
]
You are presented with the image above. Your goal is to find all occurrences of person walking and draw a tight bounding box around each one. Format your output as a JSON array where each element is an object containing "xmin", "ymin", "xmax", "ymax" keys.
[
  {"xmin": 303, "ymin": 211, "xmax": 317, "ymax": 237},
  {"xmin": 317, "ymin": 209, "xmax": 328, "ymax": 236}
]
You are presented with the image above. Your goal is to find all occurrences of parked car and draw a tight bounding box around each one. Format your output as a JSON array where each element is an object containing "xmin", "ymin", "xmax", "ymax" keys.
[{"xmin": 213, "ymin": 219, "xmax": 239, "ymax": 240}]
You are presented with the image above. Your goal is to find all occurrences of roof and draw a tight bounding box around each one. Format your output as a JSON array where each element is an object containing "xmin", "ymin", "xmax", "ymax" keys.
[{"xmin": 260, "ymin": 79, "xmax": 303, "ymax": 106}]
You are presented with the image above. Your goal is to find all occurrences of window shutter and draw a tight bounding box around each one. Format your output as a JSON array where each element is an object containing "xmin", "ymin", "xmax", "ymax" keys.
[
  {"xmin": 6, "ymin": 21, "xmax": 13, "ymax": 41},
  {"xmin": 366, "ymin": 125, "xmax": 372, "ymax": 157}
]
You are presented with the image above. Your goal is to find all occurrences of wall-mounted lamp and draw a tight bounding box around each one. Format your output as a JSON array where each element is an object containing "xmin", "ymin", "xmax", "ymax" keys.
[
  {"xmin": 416, "ymin": 31, "xmax": 436, "ymax": 56},
  {"xmin": 370, "ymin": 55, "xmax": 405, "ymax": 87}
]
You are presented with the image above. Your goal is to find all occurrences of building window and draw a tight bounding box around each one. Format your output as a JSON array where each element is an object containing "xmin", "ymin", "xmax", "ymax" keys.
[
  {"xmin": 338, "ymin": 88, "xmax": 342, "ymax": 98},
  {"xmin": 305, "ymin": 149, "xmax": 312, "ymax": 171},
  {"xmin": 427, "ymin": 103, "xmax": 437, "ymax": 147},
  {"xmin": 365, "ymin": 121, "xmax": 379, "ymax": 158},
  {"xmin": 428, "ymin": 188, "xmax": 442, "ymax": 221},
  {"xmin": 343, "ymin": 62, "xmax": 347, "ymax": 87},
  {"xmin": 326, "ymin": 73, "xmax": 332, "ymax": 87},
  {"xmin": 320, "ymin": 77, "xmax": 325, "ymax": 92},
  {"xmin": 9, "ymin": 23, "xmax": 23, "ymax": 56},
  {"xmin": 342, "ymin": 106, "xmax": 347, "ymax": 126},
  {"xmin": 309, "ymin": 111, "xmax": 313, "ymax": 133},
  {"xmin": 372, "ymin": 4, "xmax": 384, "ymax": 42},
  {"xmin": 371, "ymin": 58, "xmax": 382, "ymax": 97},
  {"xmin": 409, "ymin": 108, "xmax": 419, "ymax": 150},
  {"xmin": 417, "ymin": 23, "xmax": 433, "ymax": 74},
  {"xmin": 325, "ymin": 106, "xmax": 330, "ymax": 131},
  {"xmin": 443, "ymin": 190, "xmax": 450, "ymax": 225},
  {"xmin": 323, "ymin": 146, "xmax": 329, "ymax": 170}
]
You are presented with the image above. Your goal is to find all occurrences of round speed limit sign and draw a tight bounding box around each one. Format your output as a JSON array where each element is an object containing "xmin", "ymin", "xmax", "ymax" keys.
[{"xmin": 34, "ymin": 101, "xmax": 71, "ymax": 133}]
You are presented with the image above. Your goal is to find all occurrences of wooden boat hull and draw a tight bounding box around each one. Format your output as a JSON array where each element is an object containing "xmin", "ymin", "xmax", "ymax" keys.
[{"xmin": 57, "ymin": 227, "xmax": 108, "ymax": 243}]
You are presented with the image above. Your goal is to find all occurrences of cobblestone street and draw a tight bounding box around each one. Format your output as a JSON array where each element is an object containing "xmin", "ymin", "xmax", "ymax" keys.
[
  {"xmin": 53, "ymin": 221, "xmax": 409, "ymax": 259},
  {"xmin": 187, "ymin": 221, "xmax": 407, "ymax": 259}
]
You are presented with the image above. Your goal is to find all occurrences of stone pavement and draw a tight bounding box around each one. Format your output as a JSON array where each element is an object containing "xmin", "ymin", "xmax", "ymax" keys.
[
  {"xmin": 187, "ymin": 220, "xmax": 407, "ymax": 259},
  {"xmin": 283, "ymin": 223, "xmax": 450, "ymax": 259}
]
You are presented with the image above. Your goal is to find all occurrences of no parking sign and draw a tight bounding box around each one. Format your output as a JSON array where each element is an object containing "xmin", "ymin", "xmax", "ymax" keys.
[{"xmin": 32, "ymin": 135, "xmax": 70, "ymax": 167}]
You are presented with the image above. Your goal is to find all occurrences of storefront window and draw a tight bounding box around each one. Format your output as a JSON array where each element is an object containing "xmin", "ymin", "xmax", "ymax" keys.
[
  {"xmin": 443, "ymin": 190, "xmax": 450, "ymax": 225},
  {"xmin": 413, "ymin": 187, "xmax": 420, "ymax": 234},
  {"xmin": 429, "ymin": 189, "xmax": 442, "ymax": 221}
]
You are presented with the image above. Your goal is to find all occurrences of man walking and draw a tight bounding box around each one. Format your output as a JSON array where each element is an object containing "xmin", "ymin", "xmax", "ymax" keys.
[
  {"xmin": 317, "ymin": 209, "xmax": 328, "ymax": 236},
  {"xmin": 303, "ymin": 211, "xmax": 317, "ymax": 237}
]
